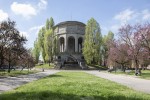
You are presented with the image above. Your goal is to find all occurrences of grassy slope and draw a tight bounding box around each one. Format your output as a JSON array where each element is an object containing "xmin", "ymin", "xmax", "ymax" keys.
[
  {"xmin": 0, "ymin": 72, "xmax": 150, "ymax": 100},
  {"xmin": 0, "ymin": 70, "xmax": 39, "ymax": 77}
]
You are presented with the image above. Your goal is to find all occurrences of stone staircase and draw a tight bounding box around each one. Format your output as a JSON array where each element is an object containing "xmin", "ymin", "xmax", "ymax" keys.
[
  {"xmin": 61, "ymin": 64, "xmax": 82, "ymax": 70},
  {"xmin": 54, "ymin": 53, "xmax": 88, "ymax": 70}
]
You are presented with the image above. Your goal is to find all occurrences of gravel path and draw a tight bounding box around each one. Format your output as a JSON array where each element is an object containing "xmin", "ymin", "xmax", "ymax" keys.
[
  {"xmin": 0, "ymin": 70, "xmax": 59, "ymax": 93},
  {"xmin": 86, "ymin": 70, "xmax": 150, "ymax": 94}
]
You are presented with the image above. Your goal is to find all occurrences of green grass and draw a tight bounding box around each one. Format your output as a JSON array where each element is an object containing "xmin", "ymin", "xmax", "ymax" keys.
[
  {"xmin": 35, "ymin": 63, "xmax": 55, "ymax": 69},
  {"xmin": 0, "ymin": 70, "xmax": 39, "ymax": 77},
  {"xmin": 112, "ymin": 70, "xmax": 150, "ymax": 80},
  {"xmin": 0, "ymin": 72, "xmax": 150, "ymax": 100},
  {"xmin": 140, "ymin": 70, "xmax": 150, "ymax": 79}
]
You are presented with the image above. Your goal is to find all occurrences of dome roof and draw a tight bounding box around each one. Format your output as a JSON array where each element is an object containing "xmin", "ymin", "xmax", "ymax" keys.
[{"xmin": 55, "ymin": 21, "xmax": 85, "ymax": 27}]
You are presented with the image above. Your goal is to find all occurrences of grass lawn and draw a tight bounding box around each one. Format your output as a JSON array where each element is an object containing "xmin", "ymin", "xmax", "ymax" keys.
[
  {"xmin": 0, "ymin": 72, "xmax": 150, "ymax": 100},
  {"xmin": 0, "ymin": 70, "xmax": 39, "ymax": 77},
  {"xmin": 35, "ymin": 63, "xmax": 55, "ymax": 69},
  {"xmin": 111, "ymin": 70, "xmax": 150, "ymax": 80}
]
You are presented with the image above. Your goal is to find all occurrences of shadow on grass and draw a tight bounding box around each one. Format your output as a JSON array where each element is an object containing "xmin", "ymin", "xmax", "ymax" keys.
[{"xmin": 0, "ymin": 90, "xmax": 143, "ymax": 100}]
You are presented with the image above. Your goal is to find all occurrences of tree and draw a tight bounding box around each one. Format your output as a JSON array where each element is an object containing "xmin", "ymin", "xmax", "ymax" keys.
[
  {"xmin": 118, "ymin": 24, "xmax": 148, "ymax": 75},
  {"xmin": 37, "ymin": 17, "xmax": 55, "ymax": 65},
  {"xmin": 32, "ymin": 39, "xmax": 40, "ymax": 64},
  {"xmin": 49, "ymin": 17, "xmax": 54, "ymax": 29},
  {"xmin": 0, "ymin": 19, "xmax": 28, "ymax": 73},
  {"xmin": 133, "ymin": 23, "xmax": 150, "ymax": 69},
  {"xmin": 38, "ymin": 27, "xmax": 46, "ymax": 62},
  {"xmin": 83, "ymin": 18, "xmax": 102, "ymax": 64},
  {"xmin": 135, "ymin": 23, "xmax": 150, "ymax": 58},
  {"xmin": 44, "ymin": 29, "xmax": 53, "ymax": 64},
  {"xmin": 19, "ymin": 48, "xmax": 35, "ymax": 72},
  {"xmin": 44, "ymin": 17, "xmax": 54, "ymax": 65},
  {"xmin": 101, "ymin": 31, "xmax": 114, "ymax": 66},
  {"xmin": 45, "ymin": 17, "xmax": 54, "ymax": 30},
  {"xmin": 93, "ymin": 23, "xmax": 102, "ymax": 65},
  {"xmin": 107, "ymin": 40, "xmax": 129, "ymax": 71}
]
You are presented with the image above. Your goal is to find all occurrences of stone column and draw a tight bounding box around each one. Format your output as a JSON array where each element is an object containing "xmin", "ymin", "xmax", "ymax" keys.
[
  {"xmin": 75, "ymin": 36, "xmax": 78, "ymax": 52},
  {"xmin": 64, "ymin": 35, "xmax": 67, "ymax": 52},
  {"xmin": 58, "ymin": 37, "xmax": 60, "ymax": 53}
]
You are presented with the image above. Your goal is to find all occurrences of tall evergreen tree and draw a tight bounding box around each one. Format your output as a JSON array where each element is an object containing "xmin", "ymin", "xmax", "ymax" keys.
[
  {"xmin": 44, "ymin": 17, "xmax": 55, "ymax": 65},
  {"xmin": 36, "ymin": 17, "xmax": 55, "ymax": 64},
  {"xmin": 49, "ymin": 17, "xmax": 54, "ymax": 29},
  {"xmin": 102, "ymin": 31, "xmax": 114, "ymax": 66},
  {"xmin": 94, "ymin": 23, "xmax": 102, "ymax": 65},
  {"xmin": 46, "ymin": 19, "xmax": 50, "ymax": 30},
  {"xmin": 83, "ymin": 18, "xmax": 102, "ymax": 64},
  {"xmin": 32, "ymin": 39, "xmax": 40, "ymax": 63},
  {"xmin": 38, "ymin": 27, "xmax": 46, "ymax": 62},
  {"xmin": 44, "ymin": 29, "xmax": 53, "ymax": 63}
]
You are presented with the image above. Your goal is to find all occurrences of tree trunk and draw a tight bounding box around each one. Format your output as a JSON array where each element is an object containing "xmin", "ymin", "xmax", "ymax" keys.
[
  {"xmin": 121, "ymin": 65, "xmax": 125, "ymax": 72},
  {"xmin": 49, "ymin": 57, "xmax": 51, "ymax": 66},
  {"xmin": 20, "ymin": 66, "xmax": 25, "ymax": 72},
  {"xmin": 103, "ymin": 58, "xmax": 106, "ymax": 67},
  {"xmin": 134, "ymin": 59, "xmax": 141, "ymax": 75},
  {"xmin": 0, "ymin": 55, "xmax": 4, "ymax": 68},
  {"xmin": 8, "ymin": 52, "xmax": 11, "ymax": 73},
  {"xmin": 28, "ymin": 61, "xmax": 29, "ymax": 73},
  {"xmin": 0, "ymin": 47, "xmax": 4, "ymax": 68}
]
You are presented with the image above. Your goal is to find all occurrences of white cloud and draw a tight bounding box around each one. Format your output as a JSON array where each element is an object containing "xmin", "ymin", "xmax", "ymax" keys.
[
  {"xmin": 10, "ymin": 0, "xmax": 48, "ymax": 19},
  {"xmin": 104, "ymin": 9, "xmax": 150, "ymax": 36},
  {"xmin": 11, "ymin": 2, "xmax": 37, "ymax": 19},
  {"xmin": 20, "ymin": 31, "xmax": 29, "ymax": 38},
  {"xmin": 114, "ymin": 9, "xmax": 135, "ymax": 23},
  {"xmin": 114, "ymin": 9, "xmax": 150, "ymax": 23},
  {"xmin": 29, "ymin": 25, "xmax": 44, "ymax": 34},
  {"xmin": 0, "ymin": 9, "xmax": 8, "ymax": 22},
  {"xmin": 142, "ymin": 9, "xmax": 150, "ymax": 20},
  {"xmin": 110, "ymin": 24, "xmax": 120, "ymax": 33},
  {"xmin": 38, "ymin": 0, "xmax": 47, "ymax": 10},
  {"xmin": 111, "ymin": 9, "xmax": 138, "ymax": 33}
]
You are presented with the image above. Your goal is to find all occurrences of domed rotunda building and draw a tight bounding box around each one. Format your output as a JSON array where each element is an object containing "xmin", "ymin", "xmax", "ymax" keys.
[{"xmin": 54, "ymin": 21, "xmax": 86, "ymax": 69}]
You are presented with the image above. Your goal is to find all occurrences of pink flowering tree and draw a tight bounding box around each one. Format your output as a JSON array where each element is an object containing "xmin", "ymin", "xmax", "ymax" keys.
[
  {"xmin": 118, "ymin": 23, "xmax": 149, "ymax": 75},
  {"xmin": 134, "ymin": 23, "xmax": 150, "ymax": 68},
  {"xmin": 134, "ymin": 23, "xmax": 150, "ymax": 58},
  {"xmin": 107, "ymin": 40, "xmax": 129, "ymax": 72}
]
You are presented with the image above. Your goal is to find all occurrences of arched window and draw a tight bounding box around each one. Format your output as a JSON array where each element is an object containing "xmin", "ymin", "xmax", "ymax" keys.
[{"xmin": 68, "ymin": 36, "xmax": 75, "ymax": 53}]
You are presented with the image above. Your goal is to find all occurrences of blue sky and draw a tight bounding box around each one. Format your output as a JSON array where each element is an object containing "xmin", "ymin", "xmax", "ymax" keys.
[{"xmin": 0, "ymin": 0, "xmax": 150, "ymax": 48}]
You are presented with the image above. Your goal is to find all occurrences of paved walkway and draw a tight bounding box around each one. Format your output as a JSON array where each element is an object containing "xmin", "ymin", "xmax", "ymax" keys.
[
  {"xmin": 86, "ymin": 70, "xmax": 150, "ymax": 94},
  {"xmin": 0, "ymin": 70, "xmax": 59, "ymax": 93}
]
